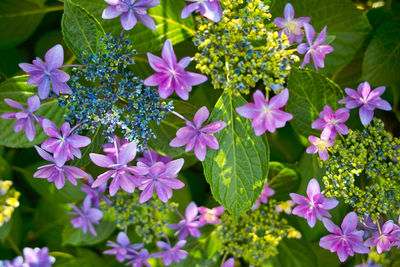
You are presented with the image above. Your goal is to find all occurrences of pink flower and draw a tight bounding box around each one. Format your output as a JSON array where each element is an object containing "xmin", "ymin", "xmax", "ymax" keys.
[
  {"xmin": 181, "ymin": 0, "xmax": 223, "ymax": 23},
  {"xmin": 68, "ymin": 197, "xmax": 103, "ymax": 236},
  {"xmin": 153, "ymin": 240, "xmax": 188, "ymax": 266},
  {"xmin": 312, "ymin": 105, "xmax": 350, "ymax": 139},
  {"xmin": 252, "ymin": 180, "xmax": 275, "ymax": 210},
  {"xmin": 168, "ymin": 202, "xmax": 202, "ymax": 240},
  {"xmin": 364, "ymin": 220, "xmax": 398, "ymax": 254},
  {"xmin": 198, "ymin": 206, "xmax": 224, "ymax": 225},
  {"xmin": 306, "ymin": 131, "xmax": 335, "ymax": 161}
]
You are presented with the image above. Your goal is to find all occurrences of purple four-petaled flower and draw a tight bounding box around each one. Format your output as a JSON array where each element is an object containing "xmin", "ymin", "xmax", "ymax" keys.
[
  {"xmin": 144, "ymin": 39, "xmax": 208, "ymax": 100},
  {"xmin": 364, "ymin": 220, "xmax": 398, "ymax": 254},
  {"xmin": 312, "ymin": 105, "xmax": 350, "ymax": 139},
  {"xmin": 23, "ymin": 247, "xmax": 55, "ymax": 267},
  {"xmin": 153, "ymin": 240, "xmax": 188, "ymax": 266},
  {"xmin": 338, "ymin": 82, "xmax": 392, "ymax": 126},
  {"xmin": 198, "ymin": 206, "xmax": 224, "ymax": 225},
  {"xmin": 68, "ymin": 197, "xmax": 103, "ymax": 236},
  {"xmin": 181, "ymin": 0, "xmax": 223, "ymax": 23},
  {"xmin": 125, "ymin": 248, "xmax": 152, "ymax": 267},
  {"xmin": 137, "ymin": 149, "xmax": 172, "ymax": 167},
  {"xmin": 306, "ymin": 131, "xmax": 335, "ymax": 161},
  {"xmin": 104, "ymin": 232, "xmax": 144, "ymax": 262},
  {"xmin": 170, "ymin": 106, "xmax": 227, "ymax": 161},
  {"xmin": 81, "ymin": 175, "xmax": 112, "ymax": 208},
  {"xmin": 252, "ymin": 180, "xmax": 275, "ymax": 210},
  {"xmin": 168, "ymin": 201, "xmax": 202, "ymax": 240},
  {"xmin": 1, "ymin": 96, "xmax": 44, "ymax": 141},
  {"xmin": 19, "ymin": 44, "xmax": 71, "ymax": 99}
]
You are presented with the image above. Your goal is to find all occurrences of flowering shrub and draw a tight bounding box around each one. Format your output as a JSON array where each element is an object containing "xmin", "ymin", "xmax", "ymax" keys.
[{"xmin": 0, "ymin": 0, "xmax": 399, "ymax": 266}]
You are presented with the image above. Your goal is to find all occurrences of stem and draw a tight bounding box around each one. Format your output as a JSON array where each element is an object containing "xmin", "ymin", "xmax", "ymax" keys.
[
  {"xmin": 11, "ymin": 166, "xmax": 28, "ymax": 175},
  {"xmin": 145, "ymin": 144, "xmax": 154, "ymax": 164},
  {"xmin": 171, "ymin": 111, "xmax": 187, "ymax": 121},
  {"xmin": 221, "ymin": 252, "xmax": 229, "ymax": 266},
  {"xmin": 0, "ymin": 5, "xmax": 64, "ymax": 18},
  {"xmin": 7, "ymin": 236, "xmax": 22, "ymax": 256},
  {"xmin": 62, "ymin": 64, "xmax": 85, "ymax": 68},
  {"xmin": 114, "ymin": 138, "xmax": 119, "ymax": 163},
  {"xmin": 64, "ymin": 55, "xmax": 77, "ymax": 66},
  {"xmin": 176, "ymin": 210, "xmax": 185, "ymax": 220}
]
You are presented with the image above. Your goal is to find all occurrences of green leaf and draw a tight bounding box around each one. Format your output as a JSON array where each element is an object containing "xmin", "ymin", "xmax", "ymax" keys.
[
  {"xmin": 68, "ymin": 0, "xmax": 196, "ymax": 53},
  {"xmin": 0, "ymin": 76, "xmax": 66, "ymax": 148},
  {"xmin": 362, "ymin": 19, "xmax": 400, "ymax": 87},
  {"xmin": 203, "ymin": 92, "xmax": 270, "ymax": 219},
  {"xmin": 286, "ymin": 68, "xmax": 343, "ymax": 137},
  {"xmin": 273, "ymin": 238, "xmax": 318, "ymax": 267},
  {"xmin": 70, "ymin": 126, "xmax": 105, "ymax": 168},
  {"xmin": 62, "ymin": 0, "xmax": 105, "ymax": 57},
  {"xmin": 271, "ymin": 0, "xmax": 371, "ymax": 76},
  {"xmin": 268, "ymin": 162, "xmax": 300, "ymax": 200}
]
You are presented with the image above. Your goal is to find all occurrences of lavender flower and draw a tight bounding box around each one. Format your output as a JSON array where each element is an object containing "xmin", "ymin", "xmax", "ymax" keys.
[
  {"xmin": 144, "ymin": 39, "xmax": 208, "ymax": 100},
  {"xmin": 222, "ymin": 258, "xmax": 234, "ymax": 267},
  {"xmin": 312, "ymin": 105, "xmax": 350, "ymax": 139},
  {"xmin": 19, "ymin": 44, "xmax": 71, "ymax": 99},
  {"xmin": 181, "ymin": 0, "xmax": 223, "ymax": 23},
  {"xmin": 104, "ymin": 232, "xmax": 144, "ymax": 262},
  {"xmin": 1, "ymin": 256, "xmax": 24, "ymax": 267},
  {"xmin": 169, "ymin": 106, "xmax": 226, "ymax": 161},
  {"xmin": 0, "ymin": 96, "xmax": 43, "ymax": 141},
  {"xmin": 137, "ymin": 149, "xmax": 172, "ymax": 167},
  {"xmin": 198, "ymin": 206, "xmax": 224, "ymax": 225},
  {"xmin": 81, "ymin": 175, "xmax": 111, "ymax": 208},
  {"xmin": 33, "ymin": 146, "xmax": 88, "ymax": 189},
  {"xmin": 68, "ymin": 197, "xmax": 103, "ymax": 236},
  {"xmin": 102, "ymin": 0, "xmax": 160, "ymax": 31},
  {"xmin": 137, "ymin": 159, "xmax": 185, "ymax": 203},
  {"xmin": 290, "ymin": 178, "xmax": 339, "ymax": 227},
  {"xmin": 168, "ymin": 201, "xmax": 202, "ymax": 240},
  {"xmin": 364, "ymin": 220, "xmax": 398, "ymax": 254},
  {"xmin": 153, "ymin": 240, "xmax": 188, "ymax": 266},
  {"xmin": 23, "ymin": 247, "xmax": 55, "ymax": 267},
  {"xmin": 319, "ymin": 212, "xmax": 369, "ymax": 262},
  {"xmin": 236, "ymin": 89, "xmax": 293, "ymax": 135},
  {"xmin": 338, "ymin": 82, "xmax": 391, "ymax": 126},
  {"xmin": 306, "ymin": 131, "xmax": 334, "ymax": 161},
  {"xmin": 102, "ymin": 135, "xmax": 129, "ymax": 161},
  {"xmin": 90, "ymin": 141, "xmax": 148, "ymax": 196},
  {"xmin": 125, "ymin": 249, "xmax": 151, "ymax": 267},
  {"xmin": 273, "ymin": 3, "xmax": 310, "ymax": 44},
  {"xmin": 297, "ymin": 24, "xmax": 334, "ymax": 70},
  {"xmin": 252, "ymin": 180, "xmax": 275, "ymax": 210}
]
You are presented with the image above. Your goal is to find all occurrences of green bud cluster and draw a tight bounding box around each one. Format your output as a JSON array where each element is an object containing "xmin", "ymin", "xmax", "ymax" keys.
[
  {"xmin": 322, "ymin": 119, "xmax": 400, "ymax": 220},
  {"xmin": 217, "ymin": 199, "xmax": 297, "ymax": 266},
  {"xmin": 0, "ymin": 180, "xmax": 20, "ymax": 226},
  {"xmin": 193, "ymin": 0, "xmax": 299, "ymax": 95},
  {"xmin": 101, "ymin": 191, "xmax": 178, "ymax": 244}
]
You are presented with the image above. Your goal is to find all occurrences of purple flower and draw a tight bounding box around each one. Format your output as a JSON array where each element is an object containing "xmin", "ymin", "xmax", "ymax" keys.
[
  {"xmin": 104, "ymin": 232, "xmax": 144, "ymax": 262},
  {"xmin": 181, "ymin": 0, "xmax": 223, "ymax": 23},
  {"xmin": 19, "ymin": 44, "xmax": 71, "ymax": 99},
  {"xmin": 68, "ymin": 197, "xmax": 103, "ymax": 236},
  {"xmin": 144, "ymin": 39, "xmax": 208, "ymax": 100},
  {"xmin": 297, "ymin": 24, "xmax": 334, "ymax": 70},
  {"xmin": 81, "ymin": 175, "xmax": 111, "ymax": 208},
  {"xmin": 319, "ymin": 212, "xmax": 369, "ymax": 262},
  {"xmin": 101, "ymin": 0, "xmax": 160, "ymax": 31},
  {"xmin": 23, "ymin": 247, "xmax": 55, "ymax": 267},
  {"xmin": 41, "ymin": 119, "xmax": 91, "ymax": 166},
  {"xmin": 137, "ymin": 149, "xmax": 172, "ymax": 167},
  {"xmin": 90, "ymin": 141, "xmax": 148, "ymax": 196},
  {"xmin": 153, "ymin": 240, "xmax": 188, "ymax": 266},
  {"xmin": 290, "ymin": 178, "xmax": 339, "ymax": 227},
  {"xmin": 102, "ymin": 135, "xmax": 129, "ymax": 161},
  {"xmin": 338, "ymin": 82, "xmax": 391, "ymax": 126},
  {"xmin": 306, "ymin": 131, "xmax": 335, "ymax": 161},
  {"xmin": 1, "ymin": 256, "xmax": 24, "ymax": 267},
  {"xmin": 222, "ymin": 258, "xmax": 234, "ymax": 267},
  {"xmin": 364, "ymin": 220, "xmax": 398, "ymax": 254},
  {"xmin": 33, "ymin": 146, "xmax": 88, "ymax": 189},
  {"xmin": 125, "ymin": 249, "xmax": 151, "ymax": 267},
  {"xmin": 170, "ymin": 106, "xmax": 226, "ymax": 161},
  {"xmin": 252, "ymin": 180, "xmax": 275, "ymax": 210},
  {"xmin": 355, "ymin": 259, "xmax": 381, "ymax": 267},
  {"xmin": 168, "ymin": 202, "xmax": 202, "ymax": 240},
  {"xmin": 0, "ymin": 96, "xmax": 43, "ymax": 141},
  {"xmin": 274, "ymin": 3, "xmax": 310, "ymax": 44},
  {"xmin": 137, "ymin": 159, "xmax": 185, "ymax": 203},
  {"xmin": 198, "ymin": 206, "xmax": 224, "ymax": 225},
  {"xmin": 312, "ymin": 105, "xmax": 350, "ymax": 139},
  {"xmin": 236, "ymin": 89, "xmax": 293, "ymax": 135}
]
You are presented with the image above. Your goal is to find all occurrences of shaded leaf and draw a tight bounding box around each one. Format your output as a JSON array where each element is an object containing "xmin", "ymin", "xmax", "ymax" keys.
[
  {"xmin": 273, "ymin": 238, "xmax": 318, "ymax": 267},
  {"xmin": 268, "ymin": 162, "xmax": 300, "ymax": 200}
]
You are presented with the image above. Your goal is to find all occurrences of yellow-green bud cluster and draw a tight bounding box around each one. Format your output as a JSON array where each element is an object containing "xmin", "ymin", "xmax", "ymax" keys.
[
  {"xmin": 322, "ymin": 119, "xmax": 400, "ymax": 220},
  {"xmin": 0, "ymin": 180, "xmax": 20, "ymax": 226},
  {"xmin": 101, "ymin": 191, "xmax": 178, "ymax": 244},
  {"xmin": 193, "ymin": 0, "xmax": 299, "ymax": 95},
  {"xmin": 217, "ymin": 199, "xmax": 297, "ymax": 266}
]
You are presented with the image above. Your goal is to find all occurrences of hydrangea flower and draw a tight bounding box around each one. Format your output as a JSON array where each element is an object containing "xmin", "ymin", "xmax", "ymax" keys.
[
  {"xmin": 236, "ymin": 89, "xmax": 293, "ymax": 135},
  {"xmin": 90, "ymin": 141, "xmax": 148, "ymax": 196},
  {"xmin": 170, "ymin": 106, "xmax": 226, "ymax": 161},
  {"xmin": 102, "ymin": 135, "xmax": 129, "ymax": 161},
  {"xmin": 137, "ymin": 149, "xmax": 172, "ymax": 167},
  {"xmin": 252, "ymin": 180, "xmax": 275, "ymax": 209},
  {"xmin": 320, "ymin": 212, "xmax": 369, "ymax": 262},
  {"xmin": 312, "ymin": 105, "xmax": 350, "ymax": 139},
  {"xmin": 222, "ymin": 258, "xmax": 235, "ymax": 267},
  {"xmin": 104, "ymin": 232, "xmax": 144, "ymax": 262},
  {"xmin": 41, "ymin": 119, "xmax": 91, "ymax": 166},
  {"xmin": 125, "ymin": 249, "xmax": 151, "ymax": 267},
  {"xmin": 290, "ymin": 178, "xmax": 339, "ymax": 227},
  {"xmin": 275, "ymin": 200, "xmax": 295, "ymax": 214},
  {"xmin": 168, "ymin": 202, "xmax": 202, "ymax": 240},
  {"xmin": 33, "ymin": 146, "xmax": 88, "ymax": 189},
  {"xmin": 364, "ymin": 220, "xmax": 398, "ymax": 254},
  {"xmin": 144, "ymin": 39, "xmax": 208, "ymax": 100},
  {"xmin": 0, "ymin": 96, "xmax": 43, "ymax": 141},
  {"xmin": 274, "ymin": 3, "xmax": 310, "ymax": 44},
  {"xmin": 181, "ymin": 0, "xmax": 223, "ymax": 23},
  {"xmin": 23, "ymin": 247, "xmax": 55, "ymax": 267},
  {"xmin": 198, "ymin": 206, "xmax": 224, "ymax": 225},
  {"xmin": 101, "ymin": 0, "xmax": 160, "ymax": 31},
  {"xmin": 338, "ymin": 82, "xmax": 392, "ymax": 126},
  {"xmin": 153, "ymin": 240, "xmax": 188, "ymax": 266},
  {"xmin": 137, "ymin": 159, "xmax": 185, "ymax": 203},
  {"xmin": 19, "ymin": 44, "xmax": 71, "ymax": 99},
  {"xmin": 80, "ymin": 175, "xmax": 111, "ymax": 208},
  {"xmin": 297, "ymin": 24, "xmax": 334, "ymax": 70},
  {"xmin": 1, "ymin": 256, "xmax": 24, "ymax": 267},
  {"xmin": 306, "ymin": 131, "xmax": 335, "ymax": 161},
  {"xmin": 68, "ymin": 197, "xmax": 103, "ymax": 236}
]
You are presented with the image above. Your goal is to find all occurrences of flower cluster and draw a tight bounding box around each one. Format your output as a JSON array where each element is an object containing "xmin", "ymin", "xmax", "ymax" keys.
[
  {"xmin": 0, "ymin": 247, "xmax": 55, "ymax": 267},
  {"xmin": 0, "ymin": 180, "xmax": 20, "ymax": 227},
  {"xmin": 58, "ymin": 34, "xmax": 173, "ymax": 151},
  {"xmin": 193, "ymin": 0, "xmax": 299, "ymax": 95}
]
